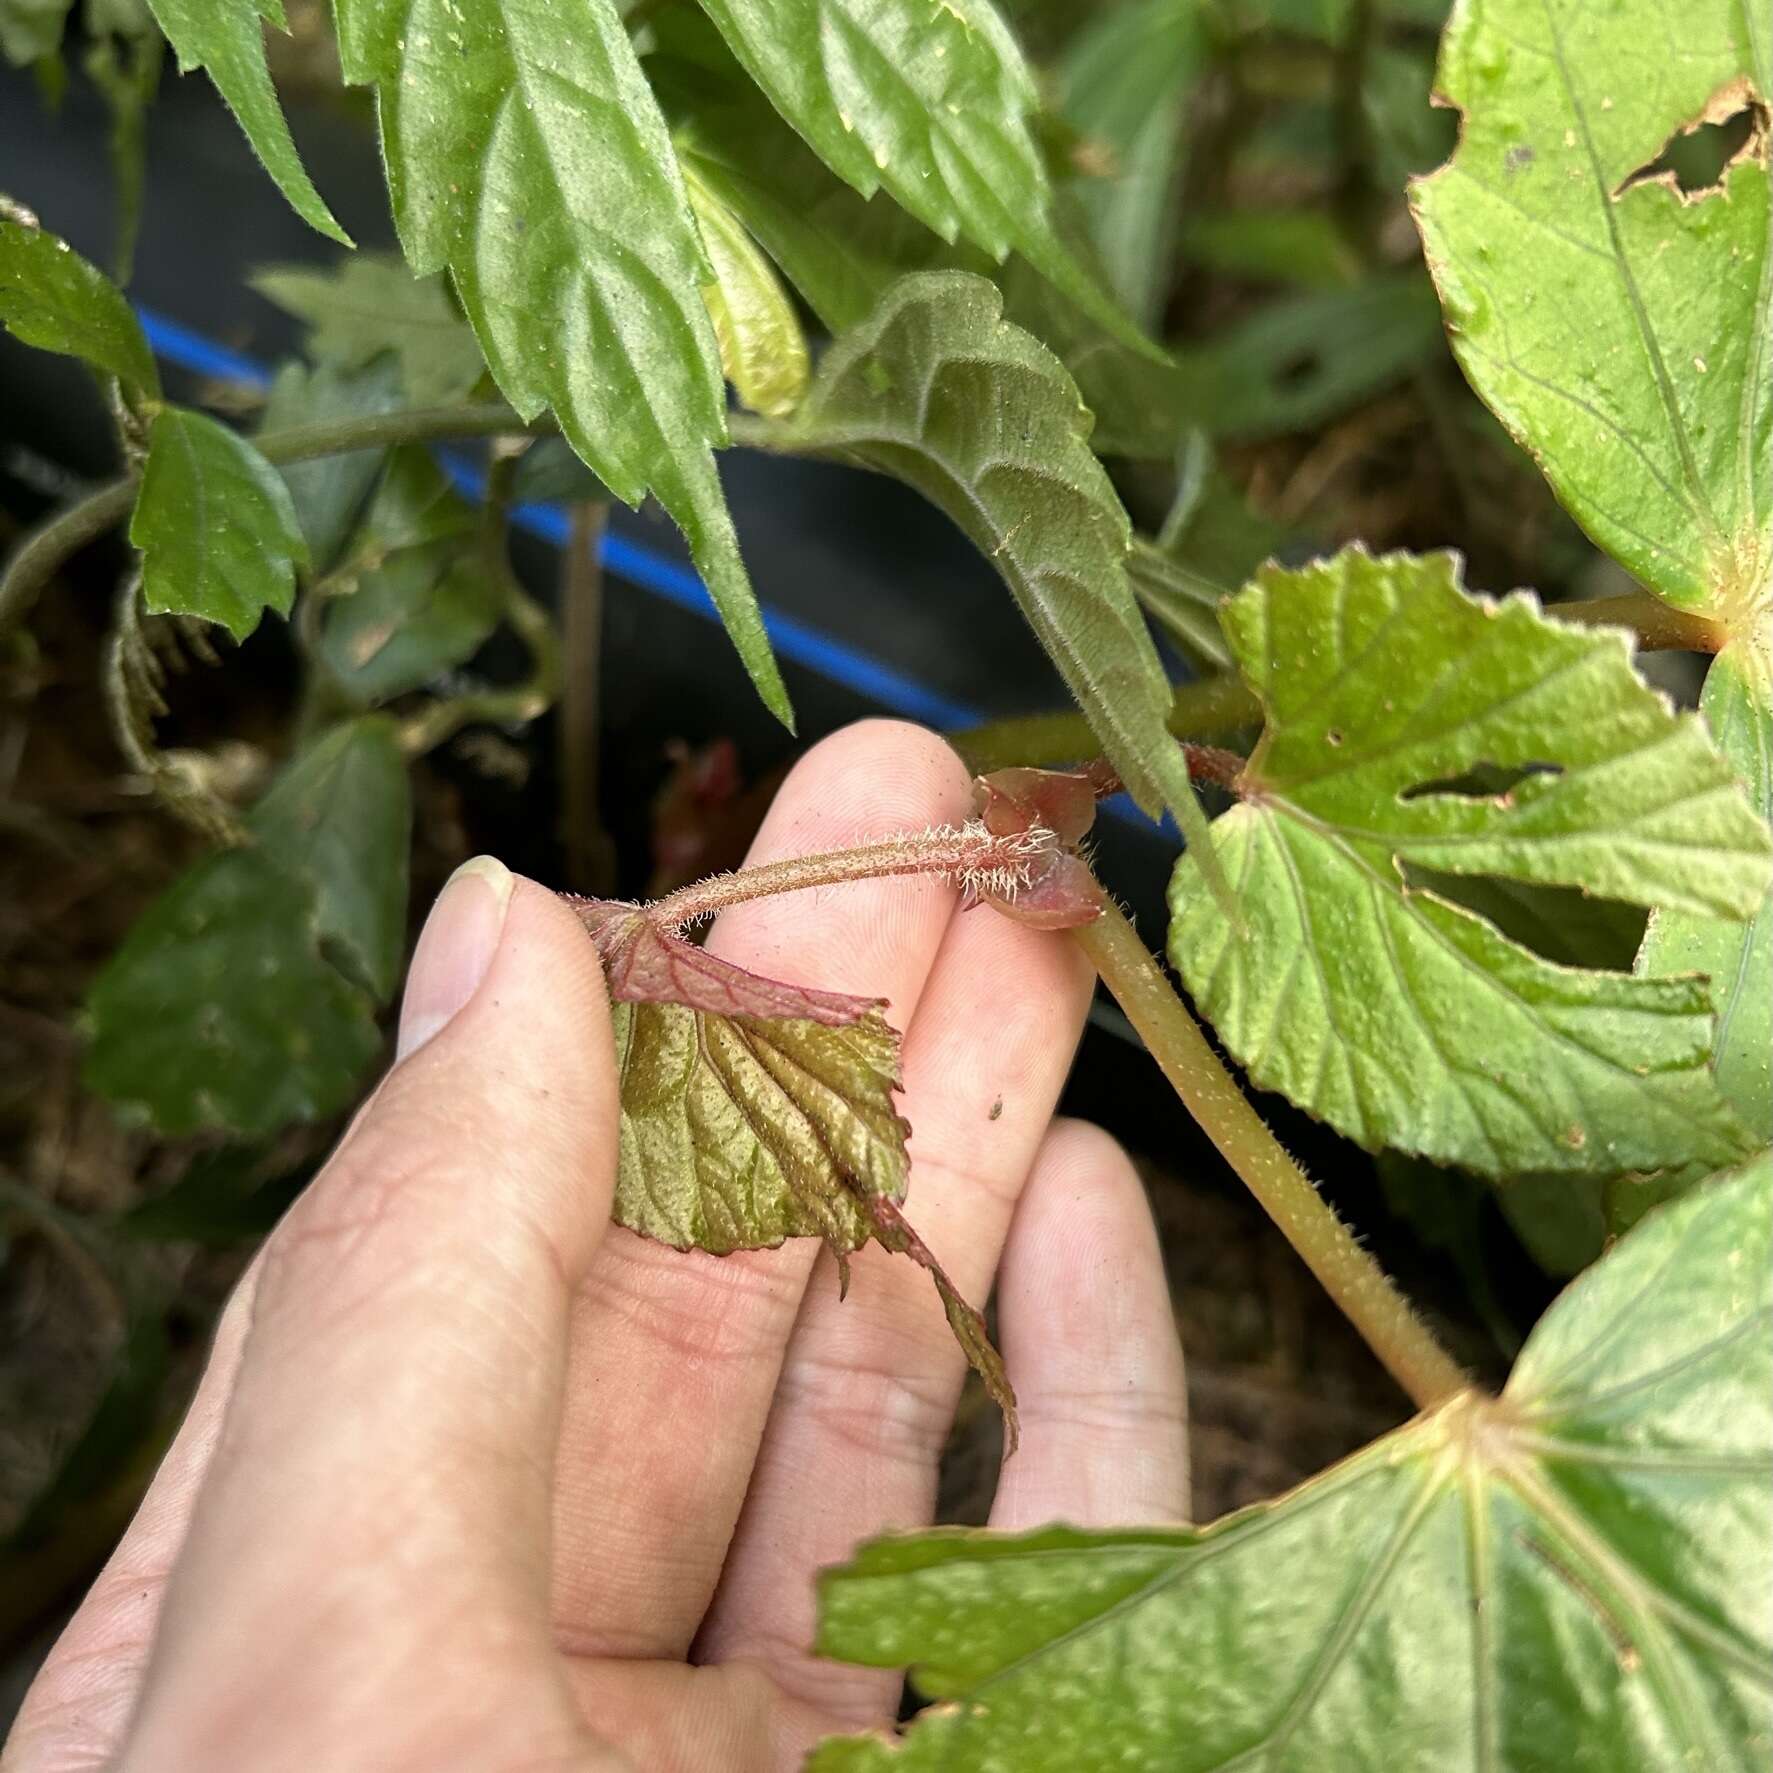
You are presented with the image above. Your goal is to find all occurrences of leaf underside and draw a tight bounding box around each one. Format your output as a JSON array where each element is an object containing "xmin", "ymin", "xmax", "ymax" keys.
[
  {"xmin": 786, "ymin": 270, "xmax": 1210, "ymax": 860},
  {"xmin": 811, "ymin": 1155, "xmax": 1773, "ymax": 1771},
  {"xmin": 331, "ymin": 0, "xmax": 790, "ymax": 726},
  {"xmin": 1411, "ymin": 0, "xmax": 1771, "ymax": 617},
  {"xmin": 1168, "ymin": 547, "xmax": 1771, "ymax": 1178}
]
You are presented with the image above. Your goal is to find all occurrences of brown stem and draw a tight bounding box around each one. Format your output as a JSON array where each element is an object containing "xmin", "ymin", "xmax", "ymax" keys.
[
  {"xmin": 1071, "ymin": 893, "xmax": 1469, "ymax": 1413},
  {"xmin": 647, "ymin": 824, "xmax": 1046, "ymax": 929},
  {"xmin": 1555, "ymin": 589, "xmax": 1726, "ymax": 652}
]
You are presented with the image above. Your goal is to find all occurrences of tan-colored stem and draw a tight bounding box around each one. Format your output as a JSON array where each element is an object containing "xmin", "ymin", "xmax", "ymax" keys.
[
  {"xmin": 1556, "ymin": 588, "xmax": 1726, "ymax": 653},
  {"xmin": 647, "ymin": 825, "xmax": 1037, "ymax": 928},
  {"xmin": 1071, "ymin": 893, "xmax": 1468, "ymax": 1413}
]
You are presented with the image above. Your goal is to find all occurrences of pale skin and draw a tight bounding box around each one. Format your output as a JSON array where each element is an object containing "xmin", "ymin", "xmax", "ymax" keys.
[{"xmin": 5, "ymin": 721, "xmax": 1190, "ymax": 1773}]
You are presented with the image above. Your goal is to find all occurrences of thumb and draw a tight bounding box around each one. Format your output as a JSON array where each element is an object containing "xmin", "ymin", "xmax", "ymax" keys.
[{"xmin": 124, "ymin": 860, "xmax": 618, "ymax": 1769}]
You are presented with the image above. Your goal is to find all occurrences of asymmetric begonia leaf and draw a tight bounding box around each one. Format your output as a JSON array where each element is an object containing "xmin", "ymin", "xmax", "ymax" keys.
[
  {"xmin": 144, "ymin": 0, "xmax": 348, "ymax": 245},
  {"xmin": 330, "ymin": 0, "xmax": 791, "ymax": 728},
  {"xmin": 1638, "ymin": 633, "xmax": 1773, "ymax": 1141},
  {"xmin": 0, "ymin": 210, "xmax": 159, "ymax": 397},
  {"xmin": 84, "ymin": 846, "xmax": 381, "ymax": 1136},
  {"xmin": 251, "ymin": 256, "xmax": 486, "ymax": 407},
  {"xmin": 1411, "ymin": 0, "xmax": 1771, "ymax": 617},
  {"xmin": 129, "ymin": 406, "xmax": 308, "ymax": 641},
  {"xmin": 1168, "ymin": 547, "xmax": 1772, "ymax": 1177},
  {"xmin": 690, "ymin": 0, "xmax": 1149, "ymax": 353},
  {"xmin": 810, "ymin": 1152, "xmax": 1773, "ymax": 1772},
  {"xmin": 573, "ymin": 899, "xmax": 1015, "ymax": 1438},
  {"xmin": 248, "ymin": 716, "xmax": 411, "ymax": 1002},
  {"xmin": 783, "ymin": 271, "xmax": 1214, "ymax": 856}
]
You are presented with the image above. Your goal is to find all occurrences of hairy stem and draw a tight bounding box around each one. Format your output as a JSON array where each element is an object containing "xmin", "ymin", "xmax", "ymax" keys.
[
  {"xmin": 954, "ymin": 672, "xmax": 1262, "ymax": 774},
  {"xmin": 0, "ymin": 401, "xmax": 547, "ymax": 641},
  {"xmin": 648, "ymin": 824, "xmax": 1045, "ymax": 929},
  {"xmin": 1072, "ymin": 894, "xmax": 1468, "ymax": 1413},
  {"xmin": 1557, "ymin": 588, "xmax": 1726, "ymax": 652}
]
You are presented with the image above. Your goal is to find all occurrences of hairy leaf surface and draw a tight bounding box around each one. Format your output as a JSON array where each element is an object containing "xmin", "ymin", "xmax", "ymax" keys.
[
  {"xmin": 812, "ymin": 1154, "xmax": 1773, "ymax": 1772},
  {"xmin": 144, "ymin": 0, "xmax": 347, "ymax": 244},
  {"xmin": 331, "ymin": 0, "xmax": 790, "ymax": 726},
  {"xmin": 1638, "ymin": 631, "xmax": 1773, "ymax": 1141},
  {"xmin": 1412, "ymin": 0, "xmax": 1771, "ymax": 617},
  {"xmin": 785, "ymin": 271, "xmax": 1208, "ymax": 846},
  {"xmin": 0, "ymin": 212, "xmax": 159, "ymax": 397},
  {"xmin": 690, "ymin": 0, "xmax": 1143, "ymax": 350},
  {"xmin": 251, "ymin": 256, "xmax": 485, "ymax": 406},
  {"xmin": 85, "ymin": 847, "xmax": 380, "ymax": 1135},
  {"xmin": 248, "ymin": 716, "xmax": 411, "ymax": 1001},
  {"xmin": 1168, "ymin": 548, "xmax": 1771, "ymax": 1176},
  {"xmin": 130, "ymin": 407, "xmax": 308, "ymax": 640}
]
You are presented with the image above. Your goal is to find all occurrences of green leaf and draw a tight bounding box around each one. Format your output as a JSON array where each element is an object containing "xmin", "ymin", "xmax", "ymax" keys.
[
  {"xmin": 0, "ymin": 0, "xmax": 73, "ymax": 66},
  {"xmin": 1638, "ymin": 632, "xmax": 1773, "ymax": 1141},
  {"xmin": 1168, "ymin": 547, "xmax": 1771, "ymax": 1177},
  {"xmin": 248, "ymin": 716, "xmax": 412, "ymax": 1001},
  {"xmin": 143, "ymin": 0, "xmax": 348, "ymax": 246},
  {"xmin": 331, "ymin": 0, "xmax": 791, "ymax": 729},
  {"xmin": 318, "ymin": 539, "xmax": 502, "ymax": 705},
  {"xmin": 814, "ymin": 1155, "xmax": 1773, "ymax": 1771},
  {"xmin": 0, "ymin": 210, "xmax": 159, "ymax": 396},
  {"xmin": 690, "ymin": 0, "xmax": 1150, "ymax": 353},
  {"xmin": 1180, "ymin": 207, "xmax": 1364, "ymax": 289},
  {"xmin": 682, "ymin": 160, "xmax": 810, "ymax": 419},
  {"xmin": 785, "ymin": 271, "xmax": 1205, "ymax": 839},
  {"xmin": 85, "ymin": 845, "xmax": 381, "ymax": 1136},
  {"xmin": 1411, "ymin": 0, "xmax": 1771, "ymax": 616},
  {"xmin": 129, "ymin": 406, "xmax": 308, "ymax": 641},
  {"xmin": 260, "ymin": 354, "xmax": 404, "ymax": 571},
  {"xmin": 312, "ymin": 446, "xmax": 500, "ymax": 704},
  {"xmin": 250, "ymin": 256, "xmax": 486, "ymax": 407},
  {"xmin": 1057, "ymin": 0, "xmax": 1203, "ymax": 331},
  {"xmin": 1126, "ymin": 539, "xmax": 1232, "ymax": 673},
  {"xmin": 1170, "ymin": 273, "xmax": 1446, "ymax": 441}
]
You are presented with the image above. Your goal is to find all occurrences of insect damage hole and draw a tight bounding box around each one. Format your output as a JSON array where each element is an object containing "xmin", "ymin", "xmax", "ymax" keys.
[{"xmin": 1612, "ymin": 80, "xmax": 1770, "ymax": 202}]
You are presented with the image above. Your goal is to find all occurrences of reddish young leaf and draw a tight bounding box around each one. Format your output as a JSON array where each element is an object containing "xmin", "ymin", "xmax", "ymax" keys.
[{"xmin": 970, "ymin": 765, "xmax": 1109, "ymax": 931}]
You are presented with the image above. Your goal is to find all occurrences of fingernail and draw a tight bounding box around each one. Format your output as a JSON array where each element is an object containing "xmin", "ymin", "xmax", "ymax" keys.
[{"xmin": 396, "ymin": 856, "xmax": 514, "ymax": 1061}]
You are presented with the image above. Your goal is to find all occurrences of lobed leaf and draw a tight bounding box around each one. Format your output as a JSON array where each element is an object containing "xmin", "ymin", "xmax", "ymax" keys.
[
  {"xmin": 1411, "ymin": 0, "xmax": 1771, "ymax": 617},
  {"xmin": 0, "ymin": 210, "xmax": 159, "ymax": 397},
  {"xmin": 1638, "ymin": 630, "xmax": 1773, "ymax": 1141},
  {"xmin": 784, "ymin": 270, "xmax": 1210, "ymax": 851},
  {"xmin": 812, "ymin": 1153, "xmax": 1773, "ymax": 1771},
  {"xmin": 85, "ymin": 846, "xmax": 381, "ymax": 1136},
  {"xmin": 251, "ymin": 256, "xmax": 487, "ymax": 407},
  {"xmin": 1168, "ymin": 547, "xmax": 1771, "ymax": 1177},
  {"xmin": 331, "ymin": 0, "xmax": 791, "ymax": 727},
  {"xmin": 690, "ymin": 0, "xmax": 1147, "ymax": 352},
  {"xmin": 129, "ymin": 406, "xmax": 308, "ymax": 641},
  {"xmin": 144, "ymin": 0, "xmax": 348, "ymax": 245}
]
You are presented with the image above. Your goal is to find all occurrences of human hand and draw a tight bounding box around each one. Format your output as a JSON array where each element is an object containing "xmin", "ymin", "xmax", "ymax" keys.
[{"xmin": 8, "ymin": 722, "xmax": 1189, "ymax": 1773}]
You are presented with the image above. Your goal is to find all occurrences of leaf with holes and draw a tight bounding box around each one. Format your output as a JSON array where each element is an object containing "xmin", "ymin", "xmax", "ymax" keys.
[
  {"xmin": 130, "ymin": 406, "xmax": 308, "ymax": 641},
  {"xmin": 811, "ymin": 1152, "xmax": 1773, "ymax": 1772},
  {"xmin": 0, "ymin": 211, "xmax": 159, "ymax": 398},
  {"xmin": 782, "ymin": 271, "xmax": 1216, "ymax": 870},
  {"xmin": 573, "ymin": 899, "xmax": 1015, "ymax": 1442},
  {"xmin": 331, "ymin": 0, "xmax": 790, "ymax": 728},
  {"xmin": 1168, "ymin": 547, "xmax": 1772, "ymax": 1178},
  {"xmin": 1411, "ymin": 0, "xmax": 1771, "ymax": 617},
  {"xmin": 144, "ymin": 0, "xmax": 348, "ymax": 245},
  {"xmin": 690, "ymin": 0, "xmax": 1149, "ymax": 354},
  {"xmin": 1638, "ymin": 631, "xmax": 1773, "ymax": 1143}
]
